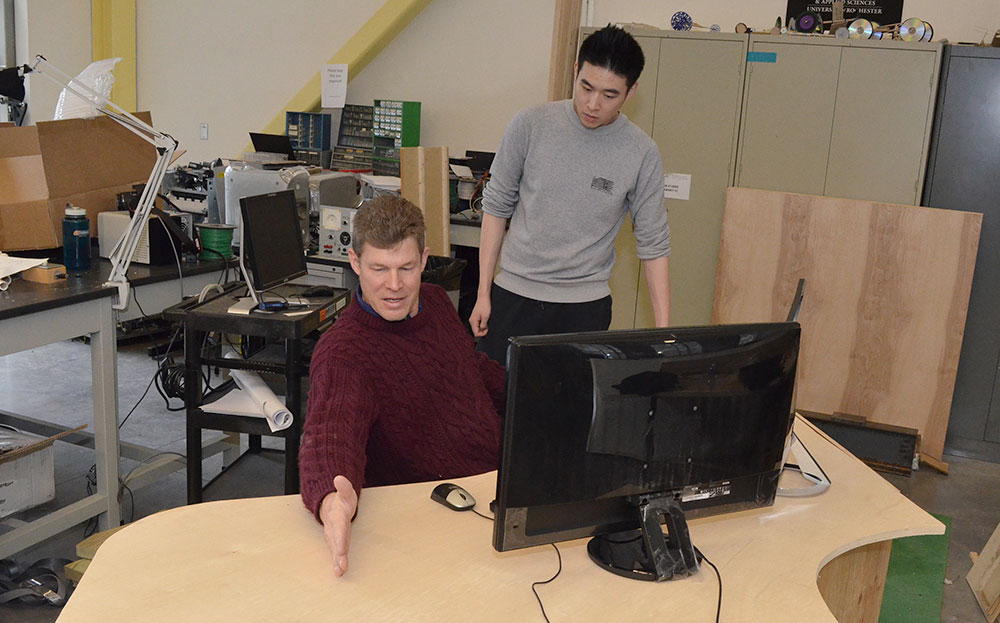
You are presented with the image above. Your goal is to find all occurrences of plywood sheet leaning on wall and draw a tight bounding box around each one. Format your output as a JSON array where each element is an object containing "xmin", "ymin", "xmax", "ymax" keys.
[
  {"xmin": 401, "ymin": 146, "xmax": 450, "ymax": 257},
  {"xmin": 968, "ymin": 519, "xmax": 1000, "ymax": 622},
  {"xmin": 712, "ymin": 188, "xmax": 981, "ymax": 461}
]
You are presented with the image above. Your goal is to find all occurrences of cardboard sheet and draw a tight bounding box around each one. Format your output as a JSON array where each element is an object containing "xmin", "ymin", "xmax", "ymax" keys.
[{"xmin": 0, "ymin": 112, "xmax": 156, "ymax": 251}]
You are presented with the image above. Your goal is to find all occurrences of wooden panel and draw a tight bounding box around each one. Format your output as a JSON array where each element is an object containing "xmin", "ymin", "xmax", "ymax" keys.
[
  {"xmin": 713, "ymin": 188, "xmax": 981, "ymax": 460},
  {"xmin": 547, "ymin": 0, "xmax": 582, "ymax": 101},
  {"xmin": 736, "ymin": 40, "xmax": 841, "ymax": 196},
  {"xmin": 826, "ymin": 46, "xmax": 939, "ymax": 205},
  {"xmin": 400, "ymin": 146, "xmax": 449, "ymax": 256},
  {"xmin": 968, "ymin": 520, "xmax": 1000, "ymax": 622},
  {"xmin": 817, "ymin": 540, "xmax": 892, "ymax": 623}
]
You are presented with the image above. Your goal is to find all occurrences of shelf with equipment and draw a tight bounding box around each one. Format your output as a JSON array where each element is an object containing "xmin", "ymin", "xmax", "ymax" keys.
[
  {"xmin": 372, "ymin": 99, "xmax": 421, "ymax": 176},
  {"xmin": 286, "ymin": 111, "xmax": 332, "ymax": 151},
  {"xmin": 293, "ymin": 149, "xmax": 332, "ymax": 168},
  {"xmin": 331, "ymin": 104, "xmax": 374, "ymax": 172}
]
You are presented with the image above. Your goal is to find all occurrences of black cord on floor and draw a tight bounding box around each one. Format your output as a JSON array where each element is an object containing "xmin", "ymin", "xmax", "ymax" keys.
[{"xmin": 531, "ymin": 543, "xmax": 562, "ymax": 623}]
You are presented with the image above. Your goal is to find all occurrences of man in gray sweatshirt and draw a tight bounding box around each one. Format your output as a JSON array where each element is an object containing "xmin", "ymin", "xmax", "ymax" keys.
[{"xmin": 470, "ymin": 25, "xmax": 671, "ymax": 364}]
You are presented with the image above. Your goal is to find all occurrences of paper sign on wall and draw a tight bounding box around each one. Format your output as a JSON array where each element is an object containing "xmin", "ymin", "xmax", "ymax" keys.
[
  {"xmin": 664, "ymin": 173, "xmax": 691, "ymax": 200},
  {"xmin": 322, "ymin": 64, "xmax": 348, "ymax": 109}
]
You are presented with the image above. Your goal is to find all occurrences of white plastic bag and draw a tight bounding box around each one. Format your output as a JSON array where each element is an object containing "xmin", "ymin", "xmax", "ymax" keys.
[{"xmin": 53, "ymin": 57, "xmax": 122, "ymax": 120}]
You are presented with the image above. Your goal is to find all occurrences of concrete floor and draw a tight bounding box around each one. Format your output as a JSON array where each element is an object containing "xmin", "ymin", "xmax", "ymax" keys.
[{"xmin": 2, "ymin": 339, "xmax": 999, "ymax": 622}]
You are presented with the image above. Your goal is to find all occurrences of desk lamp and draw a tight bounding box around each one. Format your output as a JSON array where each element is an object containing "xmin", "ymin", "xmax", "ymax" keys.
[{"xmin": 19, "ymin": 55, "xmax": 178, "ymax": 311}]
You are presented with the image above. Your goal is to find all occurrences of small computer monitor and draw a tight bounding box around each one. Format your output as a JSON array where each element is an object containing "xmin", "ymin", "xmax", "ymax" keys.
[
  {"xmin": 493, "ymin": 322, "xmax": 800, "ymax": 582},
  {"xmin": 239, "ymin": 190, "xmax": 308, "ymax": 295},
  {"xmin": 249, "ymin": 132, "xmax": 296, "ymax": 160}
]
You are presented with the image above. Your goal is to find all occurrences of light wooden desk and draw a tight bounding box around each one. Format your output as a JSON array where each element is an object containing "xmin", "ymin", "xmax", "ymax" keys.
[{"xmin": 57, "ymin": 417, "xmax": 942, "ymax": 622}]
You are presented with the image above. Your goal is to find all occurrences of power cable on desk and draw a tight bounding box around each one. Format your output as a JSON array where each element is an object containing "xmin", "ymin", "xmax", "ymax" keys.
[
  {"xmin": 464, "ymin": 504, "xmax": 720, "ymax": 622},
  {"xmin": 467, "ymin": 504, "xmax": 560, "ymax": 621},
  {"xmin": 531, "ymin": 544, "xmax": 562, "ymax": 623},
  {"xmin": 473, "ymin": 500, "xmax": 563, "ymax": 623},
  {"xmin": 699, "ymin": 549, "xmax": 723, "ymax": 623}
]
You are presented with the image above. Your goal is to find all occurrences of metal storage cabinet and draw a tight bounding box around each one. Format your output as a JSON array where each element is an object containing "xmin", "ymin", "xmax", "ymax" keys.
[
  {"xmin": 737, "ymin": 40, "xmax": 841, "ymax": 197},
  {"xmin": 601, "ymin": 29, "xmax": 748, "ymax": 328},
  {"xmin": 639, "ymin": 33, "xmax": 748, "ymax": 327},
  {"xmin": 737, "ymin": 36, "xmax": 942, "ymax": 206},
  {"xmin": 608, "ymin": 34, "xmax": 659, "ymax": 329},
  {"xmin": 923, "ymin": 45, "xmax": 1000, "ymax": 462}
]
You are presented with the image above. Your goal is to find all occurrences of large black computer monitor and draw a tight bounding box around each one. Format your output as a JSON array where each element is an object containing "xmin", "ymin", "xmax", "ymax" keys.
[
  {"xmin": 238, "ymin": 190, "xmax": 308, "ymax": 303},
  {"xmin": 493, "ymin": 322, "xmax": 800, "ymax": 582}
]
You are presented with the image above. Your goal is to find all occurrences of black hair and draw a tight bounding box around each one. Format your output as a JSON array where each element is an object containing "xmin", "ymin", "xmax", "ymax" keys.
[{"xmin": 576, "ymin": 25, "xmax": 645, "ymax": 89}]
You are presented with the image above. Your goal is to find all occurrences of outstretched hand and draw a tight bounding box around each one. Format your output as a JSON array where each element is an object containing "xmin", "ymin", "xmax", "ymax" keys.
[{"xmin": 319, "ymin": 475, "xmax": 359, "ymax": 577}]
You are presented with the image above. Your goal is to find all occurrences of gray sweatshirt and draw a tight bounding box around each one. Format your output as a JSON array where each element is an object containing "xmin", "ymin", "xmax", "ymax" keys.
[{"xmin": 482, "ymin": 99, "xmax": 669, "ymax": 303}]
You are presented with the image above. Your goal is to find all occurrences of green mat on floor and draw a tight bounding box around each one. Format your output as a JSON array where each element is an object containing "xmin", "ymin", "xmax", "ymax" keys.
[{"xmin": 879, "ymin": 513, "xmax": 951, "ymax": 623}]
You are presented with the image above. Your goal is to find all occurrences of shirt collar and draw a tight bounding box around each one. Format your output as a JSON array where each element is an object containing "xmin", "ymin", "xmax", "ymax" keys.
[{"xmin": 356, "ymin": 285, "xmax": 422, "ymax": 320}]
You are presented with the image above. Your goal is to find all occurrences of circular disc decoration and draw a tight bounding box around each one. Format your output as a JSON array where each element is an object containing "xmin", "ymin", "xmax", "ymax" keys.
[
  {"xmin": 710, "ymin": 24, "xmax": 721, "ymax": 32},
  {"xmin": 921, "ymin": 21, "xmax": 934, "ymax": 42},
  {"xmin": 735, "ymin": 22, "xmax": 749, "ymax": 34},
  {"xmin": 835, "ymin": 27, "xmax": 849, "ymax": 39},
  {"xmin": 848, "ymin": 18, "xmax": 874, "ymax": 39},
  {"xmin": 671, "ymin": 11, "xmax": 694, "ymax": 31},
  {"xmin": 899, "ymin": 17, "xmax": 926, "ymax": 42},
  {"xmin": 795, "ymin": 10, "xmax": 823, "ymax": 33}
]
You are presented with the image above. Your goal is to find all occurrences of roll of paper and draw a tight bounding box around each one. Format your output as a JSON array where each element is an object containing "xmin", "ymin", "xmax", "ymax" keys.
[{"xmin": 228, "ymin": 368, "xmax": 292, "ymax": 432}]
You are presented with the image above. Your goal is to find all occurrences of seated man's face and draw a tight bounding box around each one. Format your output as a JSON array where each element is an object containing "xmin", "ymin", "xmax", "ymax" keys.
[{"xmin": 349, "ymin": 237, "xmax": 429, "ymax": 321}]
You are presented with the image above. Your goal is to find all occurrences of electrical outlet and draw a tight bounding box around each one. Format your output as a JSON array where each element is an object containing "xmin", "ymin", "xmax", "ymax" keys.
[{"xmin": 199, "ymin": 123, "xmax": 209, "ymax": 140}]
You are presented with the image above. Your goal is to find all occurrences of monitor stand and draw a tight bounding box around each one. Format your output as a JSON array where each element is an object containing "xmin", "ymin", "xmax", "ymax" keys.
[
  {"xmin": 227, "ymin": 297, "xmax": 257, "ymax": 315},
  {"xmin": 586, "ymin": 493, "xmax": 701, "ymax": 582}
]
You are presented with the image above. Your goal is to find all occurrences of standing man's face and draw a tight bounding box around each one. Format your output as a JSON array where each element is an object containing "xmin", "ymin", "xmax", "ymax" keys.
[{"xmin": 572, "ymin": 61, "xmax": 636, "ymax": 129}]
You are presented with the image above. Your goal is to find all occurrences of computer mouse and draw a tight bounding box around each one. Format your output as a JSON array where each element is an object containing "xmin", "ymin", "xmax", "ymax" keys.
[
  {"xmin": 302, "ymin": 285, "xmax": 335, "ymax": 297},
  {"xmin": 430, "ymin": 483, "xmax": 476, "ymax": 511}
]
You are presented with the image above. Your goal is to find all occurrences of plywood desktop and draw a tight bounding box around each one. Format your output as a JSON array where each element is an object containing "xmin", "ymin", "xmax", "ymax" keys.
[{"xmin": 57, "ymin": 416, "xmax": 942, "ymax": 622}]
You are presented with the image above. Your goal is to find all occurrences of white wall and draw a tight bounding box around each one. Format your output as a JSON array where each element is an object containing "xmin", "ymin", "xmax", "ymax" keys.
[
  {"xmin": 134, "ymin": 0, "xmax": 553, "ymax": 163},
  {"xmin": 16, "ymin": 1, "xmax": 1000, "ymax": 160},
  {"xmin": 347, "ymin": 0, "xmax": 554, "ymax": 155},
  {"xmin": 590, "ymin": 0, "xmax": 1000, "ymax": 44},
  {"xmin": 136, "ymin": 0, "xmax": 379, "ymax": 164},
  {"xmin": 15, "ymin": 0, "xmax": 91, "ymax": 125}
]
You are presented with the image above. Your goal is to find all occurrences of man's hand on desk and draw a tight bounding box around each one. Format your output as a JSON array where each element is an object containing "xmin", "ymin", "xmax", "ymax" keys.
[{"xmin": 319, "ymin": 475, "xmax": 359, "ymax": 577}]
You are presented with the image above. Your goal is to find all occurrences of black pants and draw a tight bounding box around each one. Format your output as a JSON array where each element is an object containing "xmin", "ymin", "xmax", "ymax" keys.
[{"xmin": 475, "ymin": 284, "xmax": 613, "ymax": 365}]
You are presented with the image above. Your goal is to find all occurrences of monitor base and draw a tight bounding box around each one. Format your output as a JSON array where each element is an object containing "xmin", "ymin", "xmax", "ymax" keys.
[{"xmin": 586, "ymin": 494, "xmax": 701, "ymax": 582}]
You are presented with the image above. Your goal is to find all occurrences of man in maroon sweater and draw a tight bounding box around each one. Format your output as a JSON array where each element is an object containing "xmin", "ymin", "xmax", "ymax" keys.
[{"xmin": 299, "ymin": 196, "xmax": 505, "ymax": 577}]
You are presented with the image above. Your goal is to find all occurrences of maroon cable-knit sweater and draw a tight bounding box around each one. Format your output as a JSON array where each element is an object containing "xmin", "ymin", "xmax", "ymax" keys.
[{"xmin": 299, "ymin": 283, "xmax": 505, "ymax": 520}]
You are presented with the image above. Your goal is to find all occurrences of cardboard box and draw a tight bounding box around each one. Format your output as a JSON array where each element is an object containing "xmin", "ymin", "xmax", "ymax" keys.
[
  {"xmin": 0, "ymin": 113, "xmax": 156, "ymax": 251},
  {"xmin": 0, "ymin": 432, "xmax": 56, "ymax": 518}
]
